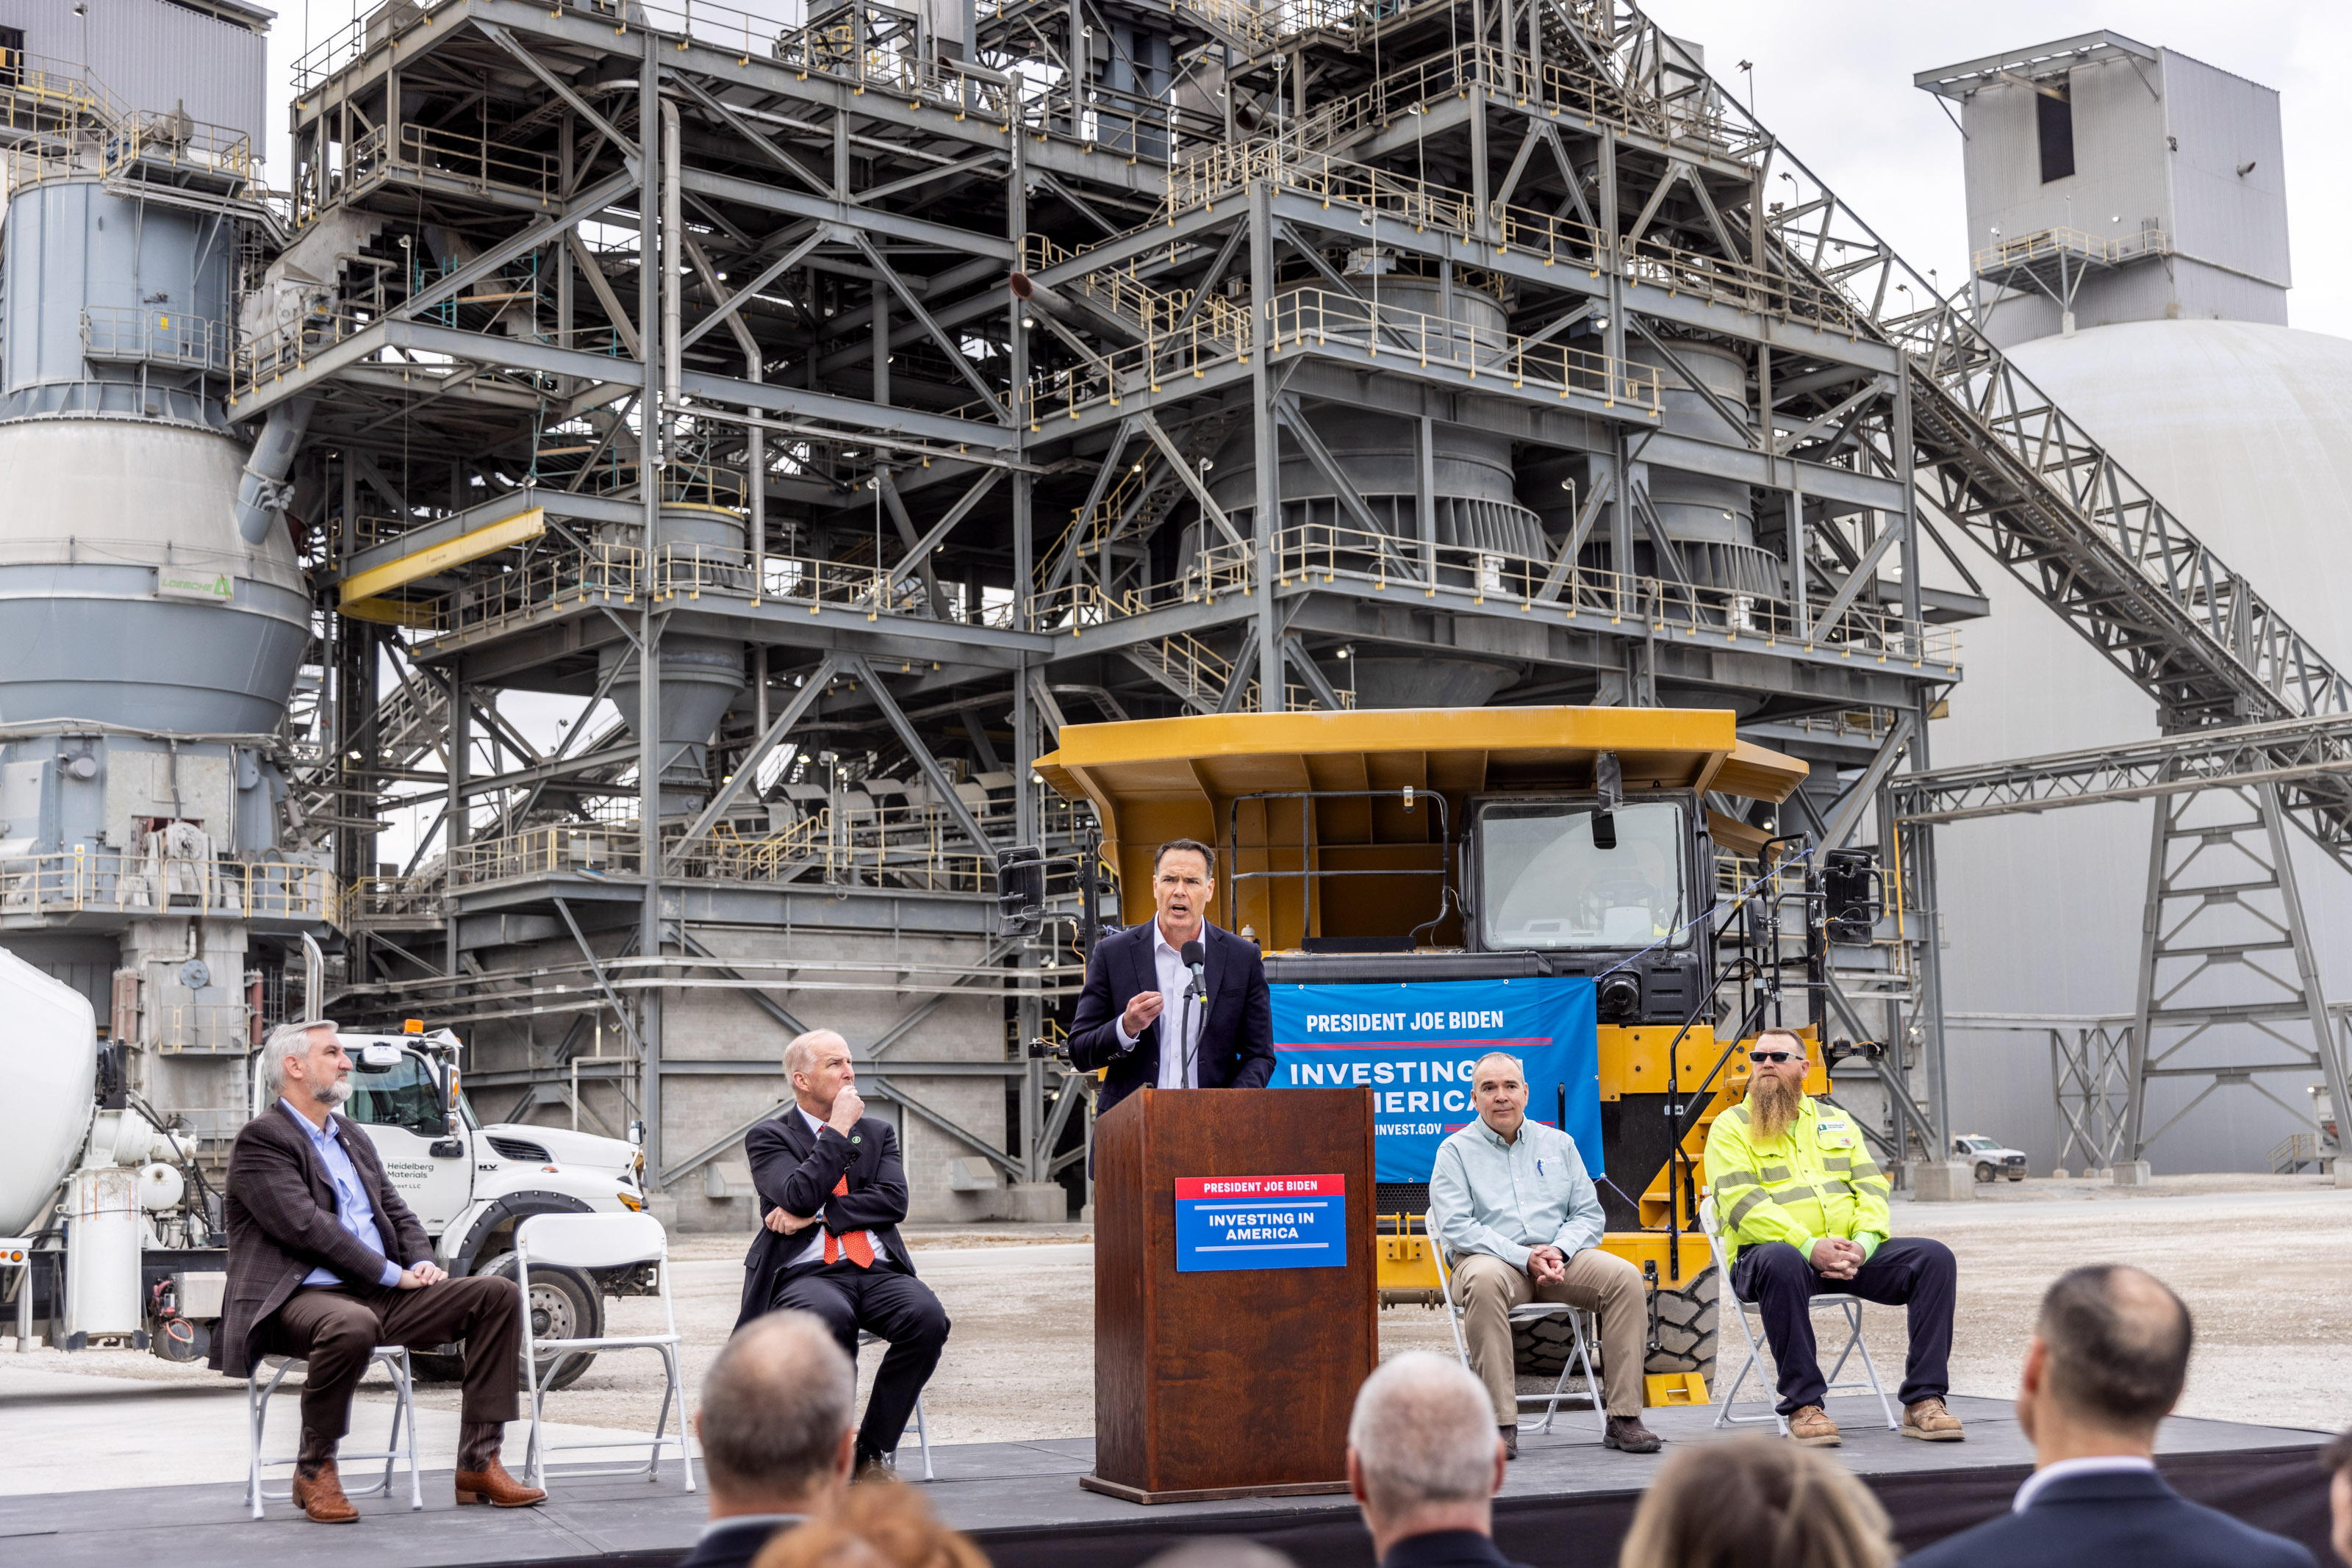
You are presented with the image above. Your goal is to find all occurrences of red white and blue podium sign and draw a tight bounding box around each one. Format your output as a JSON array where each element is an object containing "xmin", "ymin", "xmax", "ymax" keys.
[
  {"xmin": 1172, "ymin": 1173, "xmax": 1349, "ymax": 1273},
  {"xmin": 1269, "ymin": 976, "xmax": 1603, "ymax": 1183}
]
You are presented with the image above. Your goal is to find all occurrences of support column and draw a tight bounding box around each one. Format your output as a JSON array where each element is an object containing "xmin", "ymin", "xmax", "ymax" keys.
[
  {"xmin": 637, "ymin": 35, "xmax": 667, "ymax": 1188},
  {"xmin": 446, "ymin": 665, "xmax": 469, "ymax": 977},
  {"xmin": 1249, "ymin": 185, "xmax": 1280, "ymax": 711}
]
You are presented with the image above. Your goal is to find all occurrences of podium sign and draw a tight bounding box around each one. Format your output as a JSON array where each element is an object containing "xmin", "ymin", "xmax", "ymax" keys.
[
  {"xmin": 1086, "ymin": 1087, "xmax": 1377, "ymax": 1503},
  {"xmin": 1174, "ymin": 1173, "xmax": 1348, "ymax": 1273}
]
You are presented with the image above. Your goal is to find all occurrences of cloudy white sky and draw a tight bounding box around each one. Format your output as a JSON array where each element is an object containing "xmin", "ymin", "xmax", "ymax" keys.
[{"xmin": 262, "ymin": 1, "xmax": 2352, "ymax": 340}]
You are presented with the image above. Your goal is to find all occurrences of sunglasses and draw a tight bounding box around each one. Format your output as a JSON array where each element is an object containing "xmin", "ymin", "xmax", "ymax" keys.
[{"xmin": 1748, "ymin": 1050, "xmax": 1801, "ymax": 1065}]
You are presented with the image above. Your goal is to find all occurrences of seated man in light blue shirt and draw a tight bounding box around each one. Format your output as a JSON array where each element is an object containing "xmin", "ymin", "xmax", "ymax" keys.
[{"xmin": 1429, "ymin": 1050, "xmax": 1659, "ymax": 1459}]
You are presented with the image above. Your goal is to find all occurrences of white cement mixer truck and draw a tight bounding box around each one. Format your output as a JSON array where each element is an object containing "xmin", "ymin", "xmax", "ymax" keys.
[{"xmin": 2, "ymin": 951, "xmax": 654, "ymax": 1387}]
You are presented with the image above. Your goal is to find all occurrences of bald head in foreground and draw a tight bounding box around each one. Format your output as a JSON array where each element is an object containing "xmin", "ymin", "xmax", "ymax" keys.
[
  {"xmin": 735, "ymin": 1029, "xmax": 951, "ymax": 1476},
  {"xmin": 1904, "ymin": 1265, "xmax": 2313, "ymax": 1568},
  {"xmin": 676, "ymin": 1309, "xmax": 858, "ymax": 1568},
  {"xmin": 1347, "ymin": 1353, "xmax": 1529, "ymax": 1568}
]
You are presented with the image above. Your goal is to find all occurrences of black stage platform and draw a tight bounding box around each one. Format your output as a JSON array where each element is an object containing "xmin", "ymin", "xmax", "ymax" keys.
[{"xmin": 2, "ymin": 1395, "xmax": 2330, "ymax": 1568}]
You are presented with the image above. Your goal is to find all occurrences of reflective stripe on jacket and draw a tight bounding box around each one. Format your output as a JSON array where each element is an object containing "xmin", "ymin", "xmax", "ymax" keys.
[{"xmin": 1702, "ymin": 1095, "xmax": 1891, "ymax": 1264}]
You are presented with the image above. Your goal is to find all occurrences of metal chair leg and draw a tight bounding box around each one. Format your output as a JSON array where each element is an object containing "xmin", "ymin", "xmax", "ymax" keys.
[{"xmin": 911, "ymin": 1394, "xmax": 934, "ymax": 1481}]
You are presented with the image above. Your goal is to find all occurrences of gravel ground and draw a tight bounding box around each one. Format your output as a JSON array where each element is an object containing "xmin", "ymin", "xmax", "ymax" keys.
[{"xmin": 12, "ymin": 1175, "xmax": 2348, "ymax": 1446}]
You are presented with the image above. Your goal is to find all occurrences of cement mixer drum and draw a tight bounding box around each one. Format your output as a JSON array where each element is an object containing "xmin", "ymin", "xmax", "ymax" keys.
[{"xmin": 0, "ymin": 948, "xmax": 98, "ymax": 1236}]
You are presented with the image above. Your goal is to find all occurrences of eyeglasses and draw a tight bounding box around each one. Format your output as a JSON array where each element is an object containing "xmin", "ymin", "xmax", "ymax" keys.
[{"xmin": 1748, "ymin": 1050, "xmax": 1801, "ymax": 1065}]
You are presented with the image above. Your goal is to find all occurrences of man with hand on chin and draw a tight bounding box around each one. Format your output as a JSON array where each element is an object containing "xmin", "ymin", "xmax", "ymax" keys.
[
  {"xmin": 1066, "ymin": 838, "xmax": 1274, "ymax": 1116},
  {"xmin": 737, "ymin": 1028, "xmax": 949, "ymax": 1475},
  {"xmin": 1703, "ymin": 1026, "xmax": 1962, "ymax": 1448}
]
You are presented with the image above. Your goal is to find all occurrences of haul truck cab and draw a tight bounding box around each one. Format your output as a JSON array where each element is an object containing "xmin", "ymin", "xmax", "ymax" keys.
[
  {"xmin": 292, "ymin": 1026, "xmax": 652, "ymax": 1387},
  {"xmin": 1035, "ymin": 706, "xmax": 1840, "ymax": 1407}
]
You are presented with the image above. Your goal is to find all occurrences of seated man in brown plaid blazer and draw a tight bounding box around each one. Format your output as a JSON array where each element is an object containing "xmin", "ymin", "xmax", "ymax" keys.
[{"xmin": 213, "ymin": 1019, "xmax": 542, "ymax": 1522}]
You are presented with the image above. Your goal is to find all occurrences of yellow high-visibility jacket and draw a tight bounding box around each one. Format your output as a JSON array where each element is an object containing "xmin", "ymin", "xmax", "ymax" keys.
[{"xmin": 1702, "ymin": 1094, "xmax": 1892, "ymax": 1265}]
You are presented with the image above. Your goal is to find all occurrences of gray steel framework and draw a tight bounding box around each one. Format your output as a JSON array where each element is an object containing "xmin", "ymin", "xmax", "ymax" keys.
[{"xmin": 226, "ymin": 0, "xmax": 2352, "ymax": 1190}]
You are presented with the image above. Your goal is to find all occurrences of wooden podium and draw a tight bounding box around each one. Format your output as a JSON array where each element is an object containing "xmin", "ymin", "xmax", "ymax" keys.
[{"xmin": 1083, "ymin": 1087, "xmax": 1377, "ymax": 1503}]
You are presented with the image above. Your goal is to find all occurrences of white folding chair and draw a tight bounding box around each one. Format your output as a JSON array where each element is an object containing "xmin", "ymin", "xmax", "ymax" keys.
[
  {"xmin": 246, "ymin": 1345, "xmax": 423, "ymax": 1519},
  {"xmin": 514, "ymin": 1212, "xmax": 694, "ymax": 1492},
  {"xmin": 857, "ymin": 1328, "xmax": 934, "ymax": 1481},
  {"xmin": 1428, "ymin": 1212, "xmax": 1606, "ymax": 1438},
  {"xmin": 1698, "ymin": 1197, "xmax": 1897, "ymax": 1434}
]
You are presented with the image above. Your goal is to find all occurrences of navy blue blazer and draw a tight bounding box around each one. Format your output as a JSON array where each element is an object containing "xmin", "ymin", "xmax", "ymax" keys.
[
  {"xmin": 1381, "ymin": 1529, "xmax": 1532, "ymax": 1568},
  {"xmin": 1902, "ymin": 1468, "xmax": 2315, "ymax": 1568},
  {"xmin": 1066, "ymin": 920, "xmax": 1274, "ymax": 1118}
]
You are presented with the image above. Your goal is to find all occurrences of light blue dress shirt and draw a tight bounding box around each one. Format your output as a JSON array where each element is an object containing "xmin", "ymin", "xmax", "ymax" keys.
[
  {"xmin": 1429, "ymin": 1115, "xmax": 1605, "ymax": 1269},
  {"xmin": 279, "ymin": 1099, "xmax": 405, "ymax": 1289}
]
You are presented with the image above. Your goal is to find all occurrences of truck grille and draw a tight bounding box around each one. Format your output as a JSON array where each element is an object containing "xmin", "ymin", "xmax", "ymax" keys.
[{"xmin": 488, "ymin": 1136, "xmax": 553, "ymax": 1162}]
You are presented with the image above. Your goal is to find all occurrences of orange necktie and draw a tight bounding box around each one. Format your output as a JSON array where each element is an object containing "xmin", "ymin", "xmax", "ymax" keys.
[{"xmin": 822, "ymin": 1173, "xmax": 875, "ymax": 1267}]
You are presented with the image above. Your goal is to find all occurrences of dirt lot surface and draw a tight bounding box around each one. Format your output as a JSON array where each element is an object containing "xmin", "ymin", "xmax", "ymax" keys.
[{"xmin": 10, "ymin": 1174, "xmax": 2347, "ymax": 1451}]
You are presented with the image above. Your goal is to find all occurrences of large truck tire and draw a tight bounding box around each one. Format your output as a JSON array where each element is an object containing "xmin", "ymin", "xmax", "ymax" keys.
[
  {"xmin": 1646, "ymin": 1263, "xmax": 1719, "ymax": 1383},
  {"xmin": 1507, "ymin": 1264, "xmax": 1721, "ymax": 1384},
  {"xmin": 410, "ymin": 1254, "xmax": 603, "ymax": 1391},
  {"xmin": 1511, "ymin": 1310, "xmax": 1585, "ymax": 1379}
]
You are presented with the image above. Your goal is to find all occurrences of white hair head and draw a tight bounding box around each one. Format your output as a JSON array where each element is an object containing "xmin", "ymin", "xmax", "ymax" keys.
[
  {"xmin": 1347, "ymin": 1352, "xmax": 1499, "ymax": 1516},
  {"xmin": 261, "ymin": 1019, "xmax": 339, "ymax": 1100},
  {"xmin": 783, "ymin": 1028, "xmax": 848, "ymax": 1082}
]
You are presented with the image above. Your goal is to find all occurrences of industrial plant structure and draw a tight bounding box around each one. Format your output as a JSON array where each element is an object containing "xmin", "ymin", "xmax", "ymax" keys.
[{"xmin": 2, "ymin": 0, "xmax": 2348, "ymax": 1247}]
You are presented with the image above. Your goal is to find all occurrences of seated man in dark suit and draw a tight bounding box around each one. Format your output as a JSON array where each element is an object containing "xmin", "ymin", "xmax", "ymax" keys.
[
  {"xmin": 1346, "ymin": 1352, "xmax": 1530, "ymax": 1568},
  {"xmin": 213, "ymin": 1020, "xmax": 541, "ymax": 1522},
  {"xmin": 676, "ymin": 1309, "xmax": 856, "ymax": 1568},
  {"xmin": 737, "ymin": 1028, "xmax": 950, "ymax": 1474},
  {"xmin": 1066, "ymin": 838, "xmax": 1274, "ymax": 1115},
  {"xmin": 1904, "ymin": 1265, "xmax": 2313, "ymax": 1568}
]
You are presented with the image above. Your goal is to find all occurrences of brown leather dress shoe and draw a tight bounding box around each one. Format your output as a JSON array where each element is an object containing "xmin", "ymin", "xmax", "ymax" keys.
[
  {"xmin": 453, "ymin": 1458, "xmax": 548, "ymax": 1508},
  {"xmin": 1603, "ymin": 1414, "xmax": 1662, "ymax": 1453},
  {"xmin": 292, "ymin": 1461, "xmax": 360, "ymax": 1523}
]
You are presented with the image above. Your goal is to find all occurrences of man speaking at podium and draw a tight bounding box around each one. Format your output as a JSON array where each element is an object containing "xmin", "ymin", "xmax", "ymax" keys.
[{"xmin": 1068, "ymin": 838, "xmax": 1273, "ymax": 1113}]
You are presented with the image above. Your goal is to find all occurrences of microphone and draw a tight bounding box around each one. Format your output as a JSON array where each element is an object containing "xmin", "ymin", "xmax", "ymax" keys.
[{"xmin": 1180, "ymin": 939, "xmax": 1205, "ymax": 997}]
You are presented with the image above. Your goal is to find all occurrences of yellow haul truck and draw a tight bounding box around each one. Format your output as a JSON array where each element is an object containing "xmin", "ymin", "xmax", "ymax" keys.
[{"xmin": 1033, "ymin": 705, "xmax": 1846, "ymax": 1408}]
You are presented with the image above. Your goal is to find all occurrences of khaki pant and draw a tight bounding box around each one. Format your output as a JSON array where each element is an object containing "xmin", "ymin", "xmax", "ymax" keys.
[{"xmin": 1453, "ymin": 1248, "xmax": 1646, "ymax": 1422}]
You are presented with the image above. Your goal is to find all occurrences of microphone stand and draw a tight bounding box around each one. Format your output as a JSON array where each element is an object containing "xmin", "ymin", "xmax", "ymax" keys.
[{"xmin": 1179, "ymin": 979, "xmax": 1200, "ymax": 1087}]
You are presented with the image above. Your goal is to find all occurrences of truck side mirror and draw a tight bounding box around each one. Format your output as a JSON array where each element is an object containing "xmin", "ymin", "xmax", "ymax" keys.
[{"xmin": 628, "ymin": 1118, "xmax": 647, "ymax": 1147}]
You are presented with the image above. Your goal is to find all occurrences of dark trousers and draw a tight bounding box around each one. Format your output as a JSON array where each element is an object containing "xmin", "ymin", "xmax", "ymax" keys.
[
  {"xmin": 261, "ymin": 1274, "xmax": 523, "ymax": 1441},
  {"xmin": 1729, "ymin": 1235, "xmax": 1955, "ymax": 1415},
  {"xmin": 771, "ymin": 1257, "xmax": 950, "ymax": 1456}
]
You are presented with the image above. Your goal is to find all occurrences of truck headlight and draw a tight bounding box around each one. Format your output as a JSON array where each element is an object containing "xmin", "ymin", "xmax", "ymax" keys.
[{"xmin": 617, "ymin": 1190, "xmax": 645, "ymax": 1212}]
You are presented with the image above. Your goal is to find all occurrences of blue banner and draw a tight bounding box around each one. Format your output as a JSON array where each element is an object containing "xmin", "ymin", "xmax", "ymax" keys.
[{"xmin": 1269, "ymin": 977, "xmax": 1602, "ymax": 1184}]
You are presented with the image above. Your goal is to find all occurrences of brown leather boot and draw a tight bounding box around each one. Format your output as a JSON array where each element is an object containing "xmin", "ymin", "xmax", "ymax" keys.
[
  {"xmin": 292, "ymin": 1461, "xmax": 360, "ymax": 1523},
  {"xmin": 454, "ymin": 1456, "xmax": 547, "ymax": 1508},
  {"xmin": 1785, "ymin": 1404, "xmax": 1842, "ymax": 1446},
  {"xmin": 1603, "ymin": 1414, "xmax": 1662, "ymax": 1453},
  {"xmin": 1902, "ymin": 1397, "xmax": 1966, "ymax": 1442}
]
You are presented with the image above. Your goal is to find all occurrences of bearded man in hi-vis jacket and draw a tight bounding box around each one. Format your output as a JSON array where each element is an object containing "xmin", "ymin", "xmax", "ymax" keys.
[{"xmin": 1703, "ymin": 1026, "xmax": 1964, "ymax": 1449}]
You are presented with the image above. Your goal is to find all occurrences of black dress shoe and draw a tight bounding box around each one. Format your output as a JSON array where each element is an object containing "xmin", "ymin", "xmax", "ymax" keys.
[
  {"xmin": 1498, "ymin": 1425, "xmax": 1519, "ymax": 1461},
  {"xmin": 1604, "ymin": 1414, "xmax": 1662, "ymax": 1453}
]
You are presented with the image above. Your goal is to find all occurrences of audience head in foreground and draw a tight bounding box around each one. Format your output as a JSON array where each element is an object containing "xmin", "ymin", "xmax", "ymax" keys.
[
  {"xmin": 1616, "ymin": 1437, "xmax": 1892, "ymax": 1568},
  {"xmin": 749, "ymin": 1476, "xmax": 989, "ymax": 1568},
  {"xmin": 678, "ymin": 1311, "xmax": 859, "ymax": 1568},
  {"xmin": 1901, "ymin": 1265, "xmax": 2315, "ymax": 1568},
  {"xmin": 1347, "ymin": 1352, "xmax": 1524, "ymax": 1568},
  {"xmin": 2320, "ymin": 1429, "xmax": 2352, "ymax": 1567},
  {"xmin": 1136, "ymin": 1542, "xmax": 1299, "ymax": 1568}
]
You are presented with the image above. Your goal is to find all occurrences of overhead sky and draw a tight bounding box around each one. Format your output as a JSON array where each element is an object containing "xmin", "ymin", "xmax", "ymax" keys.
[{"xmin": 262, "ymin": 1, "xmax": 2350, "ymax": 339}]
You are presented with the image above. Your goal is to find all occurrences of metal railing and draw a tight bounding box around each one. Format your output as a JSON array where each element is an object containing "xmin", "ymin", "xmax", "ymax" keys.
[
  {"xmin": 0, "ymin": 849, "xmax": 337, "ymax": 924},
  {"xmin": 1028, "ymin": 535, "xmax": 1256, "ymax": 631},
  {"xmin": 81, "ymin": 306, "xmax": 229, "ymax": 371},
  {"xmin": 1266, "ymin": 287, "xmax": 1659, "ymax": 412},
  {"xmin": 1973, "ymin": 226, "xmax": 2170, "ymax": 276},
  {"xmin": 1266, "ymin": 520, "xmax": 1960, "ymax": 668}
]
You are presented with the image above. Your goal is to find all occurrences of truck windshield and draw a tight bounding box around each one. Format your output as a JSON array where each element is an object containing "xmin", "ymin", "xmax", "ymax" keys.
[
  {"xmin": 345, "ymin": 1052, "xmax": 445, "ymax": 1137},
  {"xmin": 1477, "ymin": 800, "xmax": 1688, "ymax": 951}
]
